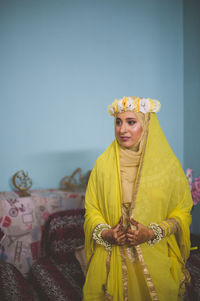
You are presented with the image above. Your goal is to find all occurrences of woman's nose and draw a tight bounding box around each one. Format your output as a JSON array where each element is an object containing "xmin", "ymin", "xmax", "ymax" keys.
[{"xmin": 120, "ymin": 123, "xmax": 127, "ymax": 133}]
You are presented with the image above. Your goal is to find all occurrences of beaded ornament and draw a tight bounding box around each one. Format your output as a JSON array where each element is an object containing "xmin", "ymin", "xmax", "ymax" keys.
[
  {"xmin": 93, "ymin": 223, "xmax": 112, "ymax": 252},
  {"xmin": 147, "ymin": 223, "xmax": 163, "ymax": 246}
]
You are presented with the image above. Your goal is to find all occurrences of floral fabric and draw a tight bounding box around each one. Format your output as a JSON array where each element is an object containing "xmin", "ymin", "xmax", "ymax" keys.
[{"xmin": 0, "ymin": 189, "xmax": 85, "ymax": 276}]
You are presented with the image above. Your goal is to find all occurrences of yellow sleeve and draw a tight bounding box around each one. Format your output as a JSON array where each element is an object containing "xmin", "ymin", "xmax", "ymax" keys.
[{"xmin": 158, "ymin": 218, "xmax": 180, "ymax": 237}]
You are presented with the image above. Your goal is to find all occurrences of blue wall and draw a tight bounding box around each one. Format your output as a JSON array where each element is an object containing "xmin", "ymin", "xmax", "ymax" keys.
[
  {"xmin": 184, "ymin": 0, "xmax": 200, "ymax": 234},
  {"xmin": 0, "ymin": 0, "xmax": 184, "ymax": 191}
]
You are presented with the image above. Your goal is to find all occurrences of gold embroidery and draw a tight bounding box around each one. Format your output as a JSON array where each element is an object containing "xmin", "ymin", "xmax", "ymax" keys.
[
  {"xmin": 102, "ymin": 282, "xmax": 113, "ymax": 301},
  {"xmin": 102, "ymin": 284, "xmax": 113, "ymax": 301},
  {"xmin": 166, "ymin": 218, "xmax": 179, "ymax": 235},
  {"xmin": 158, "ymin": 222, "xmax": 166, "ymax": 236},
  {"xmin": 122, "ymin": 203, "xmax": 131, "ymax": 230},
  {"xmin": 126, "ymin": 246, "xmax": 138, "ymax": 263},
  {"xmin": 105, "ymin": 294, "xmax": 113, "ymax": 301},
  {"xmin": 102, "ymin": 251, "xmax": 113, "ymax": 300},
  {"xmin": 159, "ymin": 221, "xmax": 170, "ymax": 236},
  {"xmin": 119, "ymin": 246, "xmax": 129, "ymax": 301},
  {"xmin": 136, "ymin": 245, "xmax": 159, "ymax": 301}
]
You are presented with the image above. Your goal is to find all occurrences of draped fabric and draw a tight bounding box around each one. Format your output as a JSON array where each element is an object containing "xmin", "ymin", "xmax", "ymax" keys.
[
  {"xmin": 83, "ymin": 113, "xmax": 193, "ymax": 301},
  {"xmin": 119, "ymin": 112, "xmax": 149, "ymax": 205}
]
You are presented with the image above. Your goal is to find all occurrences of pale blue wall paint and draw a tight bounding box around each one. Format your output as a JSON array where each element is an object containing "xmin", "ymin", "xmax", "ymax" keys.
[
  {"xmin": 0, "ymin": 0, "xmax": 184, "ymax": 191},
  {"xmin": 183, "ymin": 0, "xmax": 200, "ymax": 234}
]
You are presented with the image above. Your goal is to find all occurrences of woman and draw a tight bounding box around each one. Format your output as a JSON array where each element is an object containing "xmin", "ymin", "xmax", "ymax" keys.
[{"xmin": 83, "ymin": 96, "xmax": 193, "ymax": 301}]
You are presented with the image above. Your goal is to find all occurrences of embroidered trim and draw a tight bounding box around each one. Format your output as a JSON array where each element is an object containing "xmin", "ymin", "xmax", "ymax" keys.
[
  {"xmin": 92, "ymin": 224, "xmax": 112, "ymax": 251},
  {"xmin": 147, "ymin": 223, "xmax": 163, "ymax": 246},
  {"xmin": 159, "ymin": 221, "xmax": 169, "ymax": 237},
  {"xmin": 126, "ymin": 246, "xmax": 138, "ymax": 263},
  {"xmin": 119, "ymin": 246, "xmax": 129, "ymax": 301},
  {"xmin": 102, "ymin": 252, "xmax": 113, "ymax": 300},
  {"xmin": 136, "ymin": 245, "xmax": 159, "ymax": 301},
  {"xmin": 159, "ymin": 218, "xmax": 180, "ymax": 238}
]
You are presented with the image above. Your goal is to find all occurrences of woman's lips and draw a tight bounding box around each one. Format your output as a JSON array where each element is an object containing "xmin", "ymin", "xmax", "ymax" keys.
[{"xmin": 120, "ymin": 136, "xmax": 130, "ymax": 141}]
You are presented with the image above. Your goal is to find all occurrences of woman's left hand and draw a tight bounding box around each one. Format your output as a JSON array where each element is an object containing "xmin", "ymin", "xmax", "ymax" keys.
[{"xmin": 126, "ymin": 218, "xmax": 155, "ymax": 246}]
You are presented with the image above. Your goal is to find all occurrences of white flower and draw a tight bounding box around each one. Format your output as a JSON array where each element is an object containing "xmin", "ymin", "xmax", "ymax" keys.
[
  {"xmin": 108, "ymin": 105, "xmax": 114, "ymax": 115},
  {"xmin": 152, "ymin": 100, "xmax": 161, "ymax": 113},
  {"xmin": 139, "ymin": 98, "xmax": 151, "ymax": 113},
  {"xmin": 117, "ymin": 99, "xmax": 124, "ymax": 112},
  {"xmin": 126, "ymin": 98, "xmax": 135, "ymax": 111}
]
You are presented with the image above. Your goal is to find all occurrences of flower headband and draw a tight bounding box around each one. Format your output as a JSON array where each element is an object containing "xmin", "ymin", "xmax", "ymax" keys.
[{"xmin": 108, "ymin": 96, "xmax": 161, "ymax": 116}]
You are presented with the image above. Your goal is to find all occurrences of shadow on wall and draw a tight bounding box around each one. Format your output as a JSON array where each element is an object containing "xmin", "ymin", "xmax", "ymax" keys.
[{"xmin": 9, "ymin": 149, "xmax": 103, "ymax": 191}]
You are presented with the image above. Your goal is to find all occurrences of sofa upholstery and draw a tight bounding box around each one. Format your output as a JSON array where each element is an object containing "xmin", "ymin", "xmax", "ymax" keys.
[
  {"xmin": 0, "ymin": 261, "xmax": 38, "ymax": 301},
  {"xmin": 29, "ymin": 209, "xmax": 85, "ymax": 301}
]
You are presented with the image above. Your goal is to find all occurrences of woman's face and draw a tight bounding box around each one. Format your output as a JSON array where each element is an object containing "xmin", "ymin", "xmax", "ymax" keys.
[{"xmin": 115, "ymin": 111, "xmax": 143, "ymax": 148}]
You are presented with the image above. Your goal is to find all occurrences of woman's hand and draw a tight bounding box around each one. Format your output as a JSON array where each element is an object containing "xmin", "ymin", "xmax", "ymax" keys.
[
  {"xmin": 101, "ymin": 217, "xmax": 126, "ymax": 246},
  {"xmin": 126, "ymin": 218, "xmax": 155, "ymax": 246}
]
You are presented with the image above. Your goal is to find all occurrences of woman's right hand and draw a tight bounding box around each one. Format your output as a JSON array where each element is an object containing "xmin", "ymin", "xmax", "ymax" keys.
[{"xmin": 101, "ymin": 217, "xmax": 126, "ymax": 246}]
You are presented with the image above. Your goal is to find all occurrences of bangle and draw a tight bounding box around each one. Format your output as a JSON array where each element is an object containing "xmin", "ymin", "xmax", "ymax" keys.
[
  {"xmin": 147, "ymin": 223, "xmax": 163, "ymax": 246},
  {"xmin": 93, "ymin": 224, "xmax": 112, "ymax": 252}
]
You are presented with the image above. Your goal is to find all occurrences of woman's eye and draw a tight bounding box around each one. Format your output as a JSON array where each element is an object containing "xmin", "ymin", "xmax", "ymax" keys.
[
  {"xmin": 128, "ymin": 120, "xmax": 136, "ymax": 125},
  {"xmin": 116, "ymin": 120, "xmax": 121, "ymax": 126}
]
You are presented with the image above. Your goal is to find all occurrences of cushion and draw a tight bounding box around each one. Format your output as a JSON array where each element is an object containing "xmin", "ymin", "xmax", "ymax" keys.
[
  {"xmin": 40, "ymin": 209, "xmax": 85, "ymax": 263},
  {"xmin": 0, "ymin": 262, "xmax": 38, "ymax": 301},
  {"xmin": 30, "ymin": 257, "xmax": 84, "ymax": 301}
]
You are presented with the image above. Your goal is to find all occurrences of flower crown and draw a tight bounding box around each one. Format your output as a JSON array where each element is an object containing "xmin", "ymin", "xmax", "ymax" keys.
[{"xmin": 108, "ymin": 96, "xmax": 161, "ymax": 116}]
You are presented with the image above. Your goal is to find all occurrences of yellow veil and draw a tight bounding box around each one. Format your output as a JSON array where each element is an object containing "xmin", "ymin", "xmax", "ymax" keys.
[{"xmin": 83, "ymin": 113, "xmax": 193, "ymax": 301}]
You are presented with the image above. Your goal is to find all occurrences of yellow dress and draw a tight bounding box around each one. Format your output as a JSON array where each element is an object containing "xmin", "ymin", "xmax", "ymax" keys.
[{"xmin": 83, "ymin": 113, "xmax": 193, "ymax": 301}]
